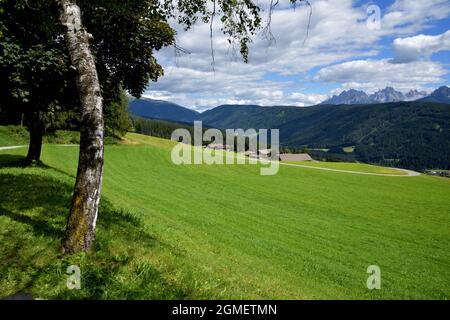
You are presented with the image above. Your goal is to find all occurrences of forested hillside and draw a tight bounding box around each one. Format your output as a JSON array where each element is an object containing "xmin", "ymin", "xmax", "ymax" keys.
[
  {"xmin": 131, "ymin": 117, "xmax": 196, "ymax": 141},
  {"xmin": 198, "ymin": 102, "xmax": 450, "ymax": 170},
  {"xmin": 129, "ymin": 98, "xmax": 199, "ymax": 123}
]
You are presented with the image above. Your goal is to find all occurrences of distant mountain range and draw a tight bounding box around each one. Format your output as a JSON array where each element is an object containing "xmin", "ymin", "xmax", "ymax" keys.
[
  {"xmin": 320, "ymin": 86, "xmax": 447, "ymax": 105},
  {"xmin": 418, "ymin": 86, "xmax": 450, "ymax": 103},
  {"xmin": 129, "ymin": 98, "xmax": 199, "ymax": 123},
  {"xmin": 130, "ymin": 86, "xmax": 450, "ymax": 124},
  {"xmin": 130, "ymin": 87, "xmax": 449, "ymax": 124},
  {"xmin": 128, "ymin": 96, "xmax": 450, "ymax": 170}
]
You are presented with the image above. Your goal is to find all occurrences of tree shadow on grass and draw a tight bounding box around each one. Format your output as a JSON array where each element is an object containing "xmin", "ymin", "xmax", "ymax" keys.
[
  {"xmin": 0, "ymin": 154, "xmax": 29, "ymax": 168},
  {"xmin": 0, "ymin": 162, "xmax": 190, "ymax": 299},
  {"xmin": 0, "ymin": 154, "xmax": 76, "ymax": 178}
]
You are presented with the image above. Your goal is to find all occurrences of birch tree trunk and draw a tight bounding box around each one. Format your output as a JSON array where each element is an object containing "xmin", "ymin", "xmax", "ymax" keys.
[{"xmin": 58, "ymin": 0, "xmax": 104, "ymax": 253}]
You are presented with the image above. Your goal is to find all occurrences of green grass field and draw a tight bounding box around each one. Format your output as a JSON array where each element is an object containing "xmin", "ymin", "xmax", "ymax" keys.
[
  {"xmin": 286, "ymin": 161, "xmax": 407, "ymax": 175},
  {"xmin": 0, "ymin": 126, "xmax": 29, "ymax": 146},
  {"xmin": 342, "ymin": 146, "xmax": 355, "ymax": 153},
  {"xmin": 0, "ymin": 125, "xmax": 82, "ymax": 146},
  {"xmin": 1, "ymin": 132, "xmax": 450, "ymax": 299}
]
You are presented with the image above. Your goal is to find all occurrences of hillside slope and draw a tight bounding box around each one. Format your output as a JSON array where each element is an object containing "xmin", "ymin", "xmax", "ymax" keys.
[{"xmin": 1, "ymin": 134, "xmax": 450, "ymax": 299}]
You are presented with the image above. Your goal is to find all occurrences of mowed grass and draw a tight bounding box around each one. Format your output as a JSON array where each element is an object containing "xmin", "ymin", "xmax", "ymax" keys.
[
  {"xmin": 1, "ymin": 133, "xmax": 450, "ymax": 299},
  {"xmin": 122, "ymin": 132, "xmax": 178, "ymax": 148},
  {"xmin": 285, "ymin": 161, "xmax": 408, "ymax": 175}
]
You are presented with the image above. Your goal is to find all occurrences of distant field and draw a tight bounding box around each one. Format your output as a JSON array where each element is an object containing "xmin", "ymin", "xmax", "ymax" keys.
[
  {"xmin": 286, "ymin": 161, "xmax": 408, "ymax": 175},
  {"xmin": 122, "ymin": 132, "xmax": 178, "ymax": 148},
  {"xmin": 0, "ymin": 126, "xmax": 81, "ymax": 146},
  {"xmin": 342, "ymin": 146, "xmax": 355, "ymax": 153},
  {"xmin": 0, "ymin": 126, "xmax": 28, "ymax": 146},
  {"xmin": 1, "ymin": 132, "xmax": 450, "ymax": 299}
]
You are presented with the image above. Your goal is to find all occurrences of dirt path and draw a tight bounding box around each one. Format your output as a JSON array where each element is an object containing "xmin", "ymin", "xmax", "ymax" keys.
[
  {"xmin": 0, "ymin": 145, "xmax": 78, "ymax": 151},
  {"xmin": 0, "ymin": 145, "xmax": 27, "ymax": 151},
  {"xmin": 279, "ymin": 161, "xmax": 420, "ymax": 177},
  {"xmin": 237, "ymin": 156, "xmax": 421, "ymax": 177}
]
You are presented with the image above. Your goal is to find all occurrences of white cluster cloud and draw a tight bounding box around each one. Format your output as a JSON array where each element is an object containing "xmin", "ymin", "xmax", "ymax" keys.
[
  {"xmin": 393, "ymin": 30, "xmax": 450, "ymax": 63},
  {"xmin": 382, "ymin": 0, "xmax": 450, "ymax": 34},
  {"xmin": 314, "ymin": 59, "xmax": 447, "ymax": 92},
  {"xmin": 144, "ymin": 66, "xmax": 328, "ymax": 111},
  {"xmin": 143, "ymin": 0, "xmax": 450, "ymax": 109}
]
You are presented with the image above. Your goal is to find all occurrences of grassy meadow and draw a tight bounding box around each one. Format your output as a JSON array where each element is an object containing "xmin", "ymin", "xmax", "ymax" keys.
[
  {"xmin": 285, "ymin": 161, "xmax": 408, "ymax": 175},
  {"xmin": 1, "ymin": 131, "xmax": 450, "ymax": 299},
  {"xmin": 0, "ymin": 126, "xmax": 29, "ymax": 146}
]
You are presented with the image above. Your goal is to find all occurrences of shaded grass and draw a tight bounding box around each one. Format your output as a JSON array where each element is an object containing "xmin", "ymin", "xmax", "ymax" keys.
[
  {"xmin": 0, "ymin": 155, "xmax": 192, "ymax": 299},
  {"xmin": 0, "ymin": 126, "xmax": 80, "ymax": 146},
  {"xmin": 0, "ymin": 126, "xmax": 28, "ymax": 146},
  {"xmin": 0, "ymin": 126, "xmax": 120, "ymax": 148}
]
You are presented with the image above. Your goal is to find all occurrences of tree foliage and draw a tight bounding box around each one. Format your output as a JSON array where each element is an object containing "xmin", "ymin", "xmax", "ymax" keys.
[
  {"xmin": 1, "ymin": 0, "xmax": 309, "ymax": 118},
  {"xmin": 1, "ymin": 0, "xmax": 310, "ymax": 252},
  {"xmin": 104, "ymin": 92, "xmax": 131, "ymax": 138},
  {"xmin": 0, "ymin": 0, "xmax": 76, "ymax": 117}
]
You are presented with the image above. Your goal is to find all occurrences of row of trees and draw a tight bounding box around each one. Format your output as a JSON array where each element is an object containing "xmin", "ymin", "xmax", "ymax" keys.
[
  {"xmin": 0, "ymin": 0, "xmax": 308, "ymax": 253},
  {"xmin": 132, "ymin": 117, "xmax": 197, "ymax": 141},
  {"xmin": 0, "ymin": 90, "xmax": 131, "ymax": 143},
  {"xmin": 356, "ymin": 143, "xmax": 450, "ymax": 171}
]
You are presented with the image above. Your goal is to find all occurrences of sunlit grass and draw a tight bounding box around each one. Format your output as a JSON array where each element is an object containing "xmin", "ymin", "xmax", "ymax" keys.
[
  {"xmin": 1, "ymin": 133, "xmax": 450, "ymax": 299},
  {"xmin": 285, "ymin": 161, "xmax": 407, "ymax": 175}
]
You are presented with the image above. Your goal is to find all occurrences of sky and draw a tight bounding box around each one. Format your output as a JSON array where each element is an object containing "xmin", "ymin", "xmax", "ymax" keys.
[{"xmin": 143, "ymin": 0, "xmax": 450, "ymax": 111}]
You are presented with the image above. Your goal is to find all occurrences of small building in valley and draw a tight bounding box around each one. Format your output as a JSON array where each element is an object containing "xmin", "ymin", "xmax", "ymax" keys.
[
  {"xmin": 258, "ymin": 149, "xmax": 272, "ymax": 158},
  {"xmin": 244, "ymin": 150, "xmax": 258, "ymax": 158},
  {"xmin": 207, "ymin": 143, "xmax": 233, "ymax": 151}
]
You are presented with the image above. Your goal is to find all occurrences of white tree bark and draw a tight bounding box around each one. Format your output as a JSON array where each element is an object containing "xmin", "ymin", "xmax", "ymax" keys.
[{"xmin": 58, "ymin": 0, "xmax": 104, "ymax": 253}]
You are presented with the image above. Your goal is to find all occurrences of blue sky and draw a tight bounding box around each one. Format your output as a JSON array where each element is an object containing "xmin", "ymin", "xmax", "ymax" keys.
[{"xmin": 144, "ymin": 0, "xmax": 450, "ymax": 111}]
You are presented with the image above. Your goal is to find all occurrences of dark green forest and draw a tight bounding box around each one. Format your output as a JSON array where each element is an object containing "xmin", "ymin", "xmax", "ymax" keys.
[{"xmin": 131, "ymin": 117, "xmax": 196, "ymax": 140}]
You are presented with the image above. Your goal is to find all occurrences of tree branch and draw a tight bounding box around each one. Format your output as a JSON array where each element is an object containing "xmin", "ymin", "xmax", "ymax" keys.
[
  {"xmin": 210, "ymin": 0, "xmax": 216, "ymax": 71},
  {"xmin": 303, "ymin": 0, "xmax": 312, "ymax": 45}
]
